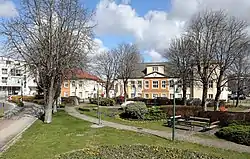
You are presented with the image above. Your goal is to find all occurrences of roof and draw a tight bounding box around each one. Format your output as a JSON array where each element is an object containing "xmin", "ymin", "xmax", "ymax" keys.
[
  {"xmin": 65, "ymin": 69, "xmax": 102, "ymax": 81},
  {"xmin": 127, "ymin": 62, "xmax": 170, "ymax": 79}
]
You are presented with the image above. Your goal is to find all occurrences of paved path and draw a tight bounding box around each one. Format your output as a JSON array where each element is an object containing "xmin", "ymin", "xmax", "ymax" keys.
[
  {"xmin": 65, "ymin": 106, "xmax": 250, "ymax": 153},
  {"xmin": 0, "ymin": 103, "xmax": 41, "ymax": 152}
]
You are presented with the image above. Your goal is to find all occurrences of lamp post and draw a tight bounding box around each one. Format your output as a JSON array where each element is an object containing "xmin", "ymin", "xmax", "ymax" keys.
[
  {"xmin": 172, "ymin": 81, "xmax": 180, "ymax": 141},
  {"xmin": 94, "ymin": 82, "xmax": 101, "ymax": 125}
]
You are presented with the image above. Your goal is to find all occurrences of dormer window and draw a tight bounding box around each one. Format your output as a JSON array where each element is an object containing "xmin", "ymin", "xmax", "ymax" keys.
[{"xmin": 153, "ymin": 66, "xmax": 158, "ymax": 72}]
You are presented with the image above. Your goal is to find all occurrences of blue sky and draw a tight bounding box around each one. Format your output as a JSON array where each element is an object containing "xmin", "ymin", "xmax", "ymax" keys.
[{"xmin": 2, "ymin": 0, "xmax": 250, "ymax": 62}]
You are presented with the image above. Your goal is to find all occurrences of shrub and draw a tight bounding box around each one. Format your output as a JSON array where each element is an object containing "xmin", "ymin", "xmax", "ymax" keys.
[
  {"xmin": 215, "ymin": 124, "xmax": 250, "ymax": 146},
  {"xmin": 100, "ymin": 98, "xmax": 115, "ymax": 106},
  {"xmin": 78, "ymin": 107, "xmax": 92, "ymax": 112},
  {"xmin": 33, "ymin": 99, "xmax": 45, "ymax": 105},
  {"xmin": 145, "ymin": 106, "xmax": 167, "ymax": 120},
  {"xmin": 56, "ymin": 145, "xmax": 223, "ymax": 159},
  {"xmin": 160, "ymin": 106, "xmax": 202, "ymax": 118},
  {"xmin": 113, "ymin": 96, "xmax": 124, "ymax": 104},
  {"xmin": 123, "ymin": 102, "xmax": 148, "ymax": 119},
  {"xmin": 186, "ymin": 98, "xmax": 201, "ymax": 106},
  {"xmin": 17, "ymin": 101, "xmax": 24, "ymax": 107},
  {"xmin": 168, "ymin": 98, "xmax": 184, "ymax": 105}
]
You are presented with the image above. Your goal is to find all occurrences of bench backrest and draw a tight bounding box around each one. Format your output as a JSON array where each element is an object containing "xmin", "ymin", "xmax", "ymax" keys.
[
  {"xmin": 169, "ymin": 115, "xmax": 181, "ymax": 119},
  {"xmin": 189, "ymin": 116, "xmax": 210, "ymax": 122}
]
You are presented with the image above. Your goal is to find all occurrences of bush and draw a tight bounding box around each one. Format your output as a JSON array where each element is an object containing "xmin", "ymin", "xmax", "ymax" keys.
[
  {"xmin": 10, "ymin": 95, "xmax": 35, "ymax": 103},
  {"xmin": 16, "ymin": 101, "xmax": 24, "ymax": 107},
  {"xmin": 56, "ymin": 145, "xmax": 223, "ymax": 159},
  {"xmin": 113, "ymin": 96, "xmax": 124, "ymax": 104},
  {"xmin": 161, "ymin": 106, "xmax": 202, "ymax": 118},
  {"xmin": 145, "ymin": 106, "xmax": 167, "ymax": 120},
  {"xmin": 123, "ymin": 102, "xmax": 148, "ymax": 120},
  {"xmin": 100, "ymin": 98, "xmax": 115, "ymax": 106},
  {"xmin": 33, "ymin": 99, "xmax": 45, "ymax": 105},
  {"xmin": 78, "ymin": 107, "xmax": 92, "ymax": 112},
  {"xmin": 168, "ymin": 98, "xmax": 184, "ymax": 105},
  {"xmin": 215, "ymin": 124, "xmax": 250, "ymax": 146},
  {"xmin": 186, "ymin": 98, "xmax": 201, "ymax": 106}
]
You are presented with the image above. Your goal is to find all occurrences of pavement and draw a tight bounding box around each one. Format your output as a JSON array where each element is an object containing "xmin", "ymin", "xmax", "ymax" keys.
[
  {"xmin": 0, "ymin": 102, "xmax": 41, "ymax": 152},
  {"xmin": 65, "ymin": 106, "xmax": 250, "ymax": 154}
]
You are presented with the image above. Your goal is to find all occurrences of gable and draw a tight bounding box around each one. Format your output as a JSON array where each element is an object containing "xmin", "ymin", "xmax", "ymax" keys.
[{"xmin": 144, "ymin": 72, "xmax": 166, "ymax": 78}]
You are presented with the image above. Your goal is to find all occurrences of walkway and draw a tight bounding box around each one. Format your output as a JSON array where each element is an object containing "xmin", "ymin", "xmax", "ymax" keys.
[
  {"xmin": 65, "ymin": 106, "xmax": 250, "ymax": 153},
  {"xmin": 0, "ymin": 102, "xmax": 41, "ymax": 152}
]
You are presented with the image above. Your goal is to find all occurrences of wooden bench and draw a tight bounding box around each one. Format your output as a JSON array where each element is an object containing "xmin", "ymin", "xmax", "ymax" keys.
[
  {"xmin": 187, "ymin": 116, "xmax": 219, "ymax": 131},
  {"xmin": 166, "ymin": 115, "xmax": 186, "ymax": 127}
]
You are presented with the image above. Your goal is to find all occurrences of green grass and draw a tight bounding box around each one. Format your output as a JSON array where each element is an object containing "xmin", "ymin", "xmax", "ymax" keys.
[
  {"xmin": 1, "ymin": 111, "xmax": 250, "ymax": 159},
  {"xmin": 78, "ymin": 107, "xmax": 171, "ymax": 132},
  {"xmin": 0, "ymin": 107, "xmax": 4, "ymax": 117}
]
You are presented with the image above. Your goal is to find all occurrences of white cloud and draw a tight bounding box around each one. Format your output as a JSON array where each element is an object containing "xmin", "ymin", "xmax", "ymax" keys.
[
  {"xmin": 94, "ymin": 0, "xmax": 250, "ymax": 61},
  {"xmin": 144, "ymin": 50, "xmax": 163, "ymax": 62},
  {"xmin": 91, "ymin": 38, "xmax": 108, "ymax": 56},
  {"xmin": 0, "ymin": 0, "xmax": 18, "ymax": 17}
]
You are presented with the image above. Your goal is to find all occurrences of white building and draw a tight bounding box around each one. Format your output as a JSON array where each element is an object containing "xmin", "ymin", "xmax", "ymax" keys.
[
  {"xmin": 0, "ymin": 57, "xmax": 37, "ymax": 97},
  {"xmin": 61, "ymin": 69, "xmax": 105, "ymax": 99}
]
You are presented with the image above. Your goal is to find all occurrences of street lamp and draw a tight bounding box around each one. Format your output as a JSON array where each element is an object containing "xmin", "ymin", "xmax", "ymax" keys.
[
  {"xmin": 93, "ymin": 82, "xmax": 101, "ymax": 125},
  {"xmin": 172, "ymin": 81, "xmax": 181, "ymax": 141}
]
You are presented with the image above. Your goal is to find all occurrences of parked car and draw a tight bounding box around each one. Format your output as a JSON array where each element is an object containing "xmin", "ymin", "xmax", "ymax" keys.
[{"xmin": 230, "ymin": 94, "xmax": 246, "ymax": 100}]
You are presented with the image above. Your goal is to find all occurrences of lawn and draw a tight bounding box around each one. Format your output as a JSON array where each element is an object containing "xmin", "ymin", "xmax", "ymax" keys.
[
  {"xmin": 0, "ymin": 107, "xmax": 3, "ymax": 118},
  {"xmin": 78, "ymin": 106, "xmax": 172, "ymax": 132},
  {"xmin": 1, "ymin": 111, "xmax": 250, "ymax": 159}
]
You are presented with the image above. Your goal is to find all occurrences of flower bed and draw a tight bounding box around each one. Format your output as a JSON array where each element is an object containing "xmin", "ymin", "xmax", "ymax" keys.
[{"xmin": 56, "ymin": 145, "xmax": 223, "ymax": 159}]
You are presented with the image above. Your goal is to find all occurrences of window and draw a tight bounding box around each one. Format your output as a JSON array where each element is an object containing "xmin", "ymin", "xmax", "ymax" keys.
[
  {"xmin": 72, "ymin": 81, "xmax": 76, "ymax": 87},
  {"xmin": 169, "ymin": 80, "xmax": 174, "ymax": 87},
  {"xmin": 2, "ymin": 68, "xmax": 7, "ymax": 74},
  {"xmin": 16, "ymin": 70, "xmax": 22, "ymax": 76},
  {"xmin": 131, "ymin": 93, "xmax": 135, "ymax": 98},
  {"xmin": 2, "ymin": 77, "xmax": 7, "ymax": 83},
  {"xmin": 79, "ymin": 81, "xmax": 83, "ymax": 88},
  {"xmin": 209, "ymin": 80, "xmax": 213, "ymax": 88},
  {"xmin": 72, "ymin": 92, "xmax": 76, "ymax": 96},
  {"xmin": 131, "ymin": 81, "xmax": 135, "ymax": 88},
  {"xmin": 138, "ymin": 93, "xmax": 142, "ymax": 97},
  {"xmin": 153, "ymin": 66, "xmax": 158, "ymax": 72},
  {"xmin": 144, "ymin": 81, "xmax": 149, "ymax": 88},
  {"xmin": 177, "ymin": 80, "xmax": 182, "ymax": 87},
  {"xmin": 6, "ymin": 60, "xmax": 11, "ymax": 64},
  {"xmin": 209, "ymin": 94, "xmax": 213, "ymax": 99},
  {"xmin": 10, "ymin": 69, "xmax": 15, "ymax": 76},
  {"xmin": 138, "ymin": 81, "xmax": 142, "ymax": 88},
  {"xmin": 161, "ymin": 94, "xmax": 166, "ymax": 97},
  {"xmin": 145, "ymin": 94, "xmax": 149, "ymax": 98},
  {"xmin": 152, "ymin": 81, "xmax": 159, "ymax": 88},
  {"xmin": 178, "ymin": 94, "xmax": 182, "ymax": 98},
  {"xmin": 170, "ymin": 94, "xmax": 174, "ymax": 99},
  {"xmin": 186, "ymin": 94, "xmax": 190, "ymax": 99},
  {"xmin": 64, "ymin": 92, "xmax": 68, "ymax": 97},
  {"xmin": 161, "ymin": 80, "xmax": 166, "ymax": 88},
  {"xmin": 153, "ymin": 94, "xmax": 158, "ymax": 98},
  {"xmin": 79, "ymin": 92, "xmax": 82, "ymax": 98},
  {"xmin": 64, "ymin": 81, "xmax": 69, "ymax": 88}
]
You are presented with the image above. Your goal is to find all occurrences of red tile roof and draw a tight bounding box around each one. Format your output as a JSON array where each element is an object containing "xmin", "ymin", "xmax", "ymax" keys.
[{"xmin": 65, "ymin": 69, "xmax": 101, "ymax": 81}]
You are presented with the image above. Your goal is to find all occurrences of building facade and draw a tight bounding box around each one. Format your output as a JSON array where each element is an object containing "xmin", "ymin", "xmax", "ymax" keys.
[
  {"xmin": 115, "ymin": 62, "xmax": 230, "ymax": 101},
  {"xmin": 0, "ymin": 57, "xmax": 37, "ymax": 98},
  {"xmin": 61, "ymin": 69, "xmax": 105, "ymax": 99}
]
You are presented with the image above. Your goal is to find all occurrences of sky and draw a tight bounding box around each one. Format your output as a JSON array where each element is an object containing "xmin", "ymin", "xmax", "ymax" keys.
[{"xmin": 1, "ymin": 0, "xmax": 250, "ymax": 62}]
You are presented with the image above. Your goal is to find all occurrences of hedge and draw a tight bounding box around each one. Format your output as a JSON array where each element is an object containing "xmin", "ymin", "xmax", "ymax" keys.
[
  {"xmin": 215, "ymin": 124, "xmax": 250, "ymax": 146},
  {"xmin": 56, "ymin": 145, "xmax": 223, "ymax": 159},
  {"xmin": 160, "ymin": 106, "xmax": 202, "ymax": 118},
  {"xmin": 89, "ymin": 98, "xmax": 115, "ymax": 106}
]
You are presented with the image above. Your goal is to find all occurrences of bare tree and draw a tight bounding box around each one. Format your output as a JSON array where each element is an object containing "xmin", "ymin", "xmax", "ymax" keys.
[
  {"xmin": 213, "ymin": 16, "xmax": 249, "ymax": 110},
  {"xmin": 229, "ymin": 51, "xmax": 250, "ymax": 107},
  {"xmin": 94, "ymin": 51, "xmax": 119, "ymax": 98},
  {"xmin": 187, "ymin": 10, "xmax": 226, "ymax": 110},
  {"xmin": 164, "ymin": 36, "xmax": 193, "ymax": 105},
  {"xmin": 115, "ymin": 43, "xmax": 141, "ymax": 101},
  {"xmin": 1, "ymin": 0, "xmax": 94, "ymax": 123}
]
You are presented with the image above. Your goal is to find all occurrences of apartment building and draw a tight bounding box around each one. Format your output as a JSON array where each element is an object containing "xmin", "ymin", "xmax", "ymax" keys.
[
  {"xmin": 0, "ymin": 57, "xmax": 37, "ymax": 97},
  {"xmin": 115, "ymin": 62, "xmax": 230, "ymax": 101},
  {"xmin": 61, "ymin": 69, "xmax": 105, "ymax": 99}
]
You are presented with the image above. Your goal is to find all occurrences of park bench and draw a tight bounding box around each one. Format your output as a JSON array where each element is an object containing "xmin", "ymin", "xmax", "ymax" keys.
[
  {"xmin": 187, "ymin": 116, "xmax": 220, "ymax": 131},
  {"xmin": 166, "ymin": 115, "xmax": 186, "ymax": 127}
]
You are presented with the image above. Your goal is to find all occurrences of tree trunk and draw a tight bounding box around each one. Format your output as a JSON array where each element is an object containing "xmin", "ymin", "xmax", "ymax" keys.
[
  {"xmin": 182, "ymin": 82, "xmax": 187, "ymax": 106},
  {"xmin": 123, "ymin": 81, "xmax": 127, "ymax": 102},
  {"xmin": 105, "ymin": 86, "xmax": 109, "ymax": 98},
  {"xmin": 53, "ymin": 100, "xmax": 57, "ymax": 113},
  {"xmin": 214, "ymin": 73, "xmax": 223, "ymax": 111},
  {"xmin": 202, "ymin": 82, "xmax": 208, "ymax": 111},
  {"xmin": 44, "ymin": 78, "xmax": 55, "ymax": 124},
  {"xmin": 236, "ymin": 90, "xmax": 240, "ymax": 107}
]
